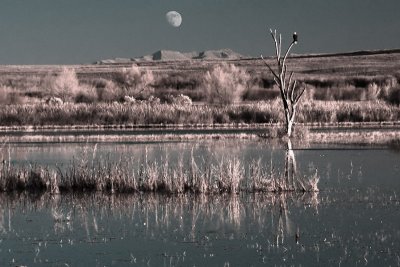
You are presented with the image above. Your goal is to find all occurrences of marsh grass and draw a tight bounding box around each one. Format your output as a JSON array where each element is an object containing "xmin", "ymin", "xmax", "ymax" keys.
[
  {"xmin": 0, "ymin": 152, "xmax": 319, "ymax": 195},
  {"xmin": 0, "ymin": 100, "xmax": 399, "ymax": 127}
]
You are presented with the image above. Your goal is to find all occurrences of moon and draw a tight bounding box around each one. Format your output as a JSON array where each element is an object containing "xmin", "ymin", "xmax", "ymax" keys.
[{"xmin": 166, "ymin": 11, "xmax": 182, "ymax": 27}]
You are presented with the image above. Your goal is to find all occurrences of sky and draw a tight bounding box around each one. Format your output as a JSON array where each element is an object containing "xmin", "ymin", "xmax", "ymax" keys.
[{"xmin": 0, "ymin": 0, "xmax": 399, "ymax": 64}]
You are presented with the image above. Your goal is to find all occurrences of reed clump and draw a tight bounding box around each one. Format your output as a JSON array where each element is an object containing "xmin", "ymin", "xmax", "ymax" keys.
[
  {"xmin": 0, "ymin": 154, "xmax": 319, "ymax": 195},
  {"xmin": 0, "ymin": 164, "xmax": 58, "ymax": 193}
]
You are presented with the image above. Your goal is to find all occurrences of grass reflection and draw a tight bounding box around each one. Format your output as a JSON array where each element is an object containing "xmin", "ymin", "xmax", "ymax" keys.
[{"xmin": 0, "ymin": 192, "xmax": 319, "ymax": 245}]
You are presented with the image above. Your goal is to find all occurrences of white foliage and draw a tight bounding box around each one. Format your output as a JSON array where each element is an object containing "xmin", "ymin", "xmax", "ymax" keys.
[{"xmin": 203, "ymin": 63, "xmax": 250, "ymax": 104}]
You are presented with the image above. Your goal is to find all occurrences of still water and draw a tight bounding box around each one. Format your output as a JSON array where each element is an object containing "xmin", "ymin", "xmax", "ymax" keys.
[{"xmin": 0, "ymin": 140, "xmax": 399, "ymax": 266}]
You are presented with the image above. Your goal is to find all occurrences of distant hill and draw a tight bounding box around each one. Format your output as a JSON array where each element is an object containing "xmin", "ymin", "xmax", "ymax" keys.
[
  {"xmin": 291, "ymin": 48, "xmax": 400, "ymax": 59},
  {"xmin": 95, "ymin": 49, "xmax": 246, "ymax": 64},
  {"xmin": 95, "ymin": 48, "xmax": 400, "ymax": 64},
  {"xmin": 195, "ymin": 49, "xmax": 243, "ymax": 60},
  {"xmin": 151, "ymin": 50, "xmax": 190, "ymax": 61}
]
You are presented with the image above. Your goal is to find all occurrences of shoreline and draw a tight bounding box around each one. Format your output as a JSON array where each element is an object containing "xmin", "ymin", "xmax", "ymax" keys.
[
  {"xmin": 0, "ymin": 122, "xmax": 399, "ymax": 145},
  {"xmin": 1, "ymin": 121, "xmax": 400, "ymax": 132}
]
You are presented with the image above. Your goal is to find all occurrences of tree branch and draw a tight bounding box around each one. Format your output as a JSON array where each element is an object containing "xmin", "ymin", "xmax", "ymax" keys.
[
  {"xmin": 270, "ymin": 29, "xmax": 281, "ymax": 67},
  {"xmin": 295, "ymin": 86, "xmax": 306, "ymax": 103},
  {"xmin": 261, "ymin": 55, "xmax": 280, "ymax": 81},
  {"xmin": 290, "ymin": 80, "xmax": 297, "ymax": 103},
  {"xmin": 281, "ymin": 65, "xmax": 287, "ymax": 92},
  {"xmin": 278, "ymin": 34, "xmax": 282, "ymax": 60},
  {"xmin": 282, "ymin": 41, "xmax": 295, "ymax": 69},
  {"xmin": 287, "ymin": 72, "xmax": 294, "ymax": 89},
  {"xmin": 273, "ymin": 77, "xmax": 280, "ymax": 87}
]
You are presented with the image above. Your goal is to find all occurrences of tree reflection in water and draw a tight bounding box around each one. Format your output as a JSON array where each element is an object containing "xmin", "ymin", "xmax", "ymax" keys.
[{"xmin": 273, "ymin": 139, "xmax": 320, "ymax": 246}]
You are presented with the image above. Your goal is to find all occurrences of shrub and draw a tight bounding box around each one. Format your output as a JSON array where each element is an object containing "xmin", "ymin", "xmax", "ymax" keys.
[
  {"xmin": 306, "ymin": 78, "xmax": 336, "ymax": 88},
  {"xmin": 45, "ymin": 96, "xmax": 63, "ymax": 105},
  {"xmin": 154, "ymin": 72, "xmax": 202, "ymax": 90},
  {"xmin": 45, "ymin": 68, "xmax": 80, "ymax": 101},
  {"xmin": 153, "ymin": 88, "xmax": 205, "ymax": 103},
  {"xmin": 114, "ymin": 65, "xmax": 155, "ymax": 99},
  {"xmin": 365, "ymin": 83, "xmax": 381, "ymax": 101},
  {"xmin": 165, "ymin": 94, "xmax": 192, "ymax": 106},
  {"xmin": 123, "ymin": 95, "xmax": 136, "ymax": 103},
  {"xmin": 387, "ymin": 86, "xmax": 400, "ymax": 105},
  {"xmin": 243, "ymin": 87, "xmax": 280, "ymax": 101},
  {"xmin": 202, "ymin": 63, "xmax": 250, "ymax": 104},
  {"xmin": 147, "ymin": 96, "xmax": 160, "ymax": 104},
  {"xmin": 40, "ymin": 72, "xmax": 56, "ymax": 95},
  {"xmin": 0, "ymin": 86, "xmax": 25, "ymax": 105},
  {"xmin": 313, "ymin": 85, "xmax": 365, "ymax": 101},
  {"xmin": 94, "ymin": 79, "xmax": 119, "ymax": 102},
  {"xmin": 75, "ymin": 85, "xmax": 98, "ymax": 104}
]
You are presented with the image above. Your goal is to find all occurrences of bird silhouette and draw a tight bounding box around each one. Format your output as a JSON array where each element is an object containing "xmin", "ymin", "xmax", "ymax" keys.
[{"xmin": 293, "ymin": 32, "xmax": 298, "ymax": 44}]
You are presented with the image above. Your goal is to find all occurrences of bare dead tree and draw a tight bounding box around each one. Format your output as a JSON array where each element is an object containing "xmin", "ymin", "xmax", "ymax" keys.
[{"xmin": 261, "ymin": 29, "xmax": 305, "ymax": 137}]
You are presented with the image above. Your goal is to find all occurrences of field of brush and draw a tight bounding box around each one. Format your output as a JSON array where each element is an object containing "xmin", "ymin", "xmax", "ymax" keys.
[{"xmin": 1, "ymin": 49, "xmax": 400, "ymax": 128}]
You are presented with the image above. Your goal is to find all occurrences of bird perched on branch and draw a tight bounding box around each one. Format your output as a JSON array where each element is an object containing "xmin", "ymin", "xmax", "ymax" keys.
[{"xmin": 293, "ymin": 32, "xmax": 298, "ymax": 44}]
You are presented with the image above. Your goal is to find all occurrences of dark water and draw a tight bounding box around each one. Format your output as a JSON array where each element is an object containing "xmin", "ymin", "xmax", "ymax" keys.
[{"xmin": 0, "ymin": 140, "xmax": 399, "ymax": 266}]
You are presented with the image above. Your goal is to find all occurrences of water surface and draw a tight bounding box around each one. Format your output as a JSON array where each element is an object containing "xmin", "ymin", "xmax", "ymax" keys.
[{"xmin": 0, "ymin": 140, "xmax": 399, "ymax": 266}]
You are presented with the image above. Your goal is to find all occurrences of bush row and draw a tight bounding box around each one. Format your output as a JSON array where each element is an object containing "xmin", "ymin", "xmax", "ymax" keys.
[{"xmin": 1, "ymin": 64, "xmax": 400, "ymax": 106}]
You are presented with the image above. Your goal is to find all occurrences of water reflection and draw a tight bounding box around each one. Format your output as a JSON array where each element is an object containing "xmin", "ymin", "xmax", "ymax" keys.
[
  {"xmin": 1, "ymin": 189, "xmax": 399, "ymax": 265},
  {"xmin": 0, "ymin": 193, "xmax": 319, "ymax": 266},
  {"xmin": 1, "ymin": 140, "xmax": 400, "ymax": 265},
  {"xmin": 0, "ymin": 192, "xmax": 318, "ymax": 244}
]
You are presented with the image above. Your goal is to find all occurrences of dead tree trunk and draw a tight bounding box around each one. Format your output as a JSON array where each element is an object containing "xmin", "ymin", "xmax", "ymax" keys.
[
  {"xmin": 261, "ymin": 29, "xmax": 305, "ymax": 138},
  {"xmin": 285, "ymin": 138, "xmax": 297, "ymax": 191}
]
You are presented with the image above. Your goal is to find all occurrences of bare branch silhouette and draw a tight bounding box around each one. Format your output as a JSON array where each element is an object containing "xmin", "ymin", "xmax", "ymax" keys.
[{"xmin": 261, "ymin": 29, "xmax": 306, "ymax": 137}]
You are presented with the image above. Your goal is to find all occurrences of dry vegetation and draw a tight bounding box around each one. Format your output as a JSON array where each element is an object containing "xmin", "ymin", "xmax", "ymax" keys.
[
  {"xmin": 0, "ymin": 100, "xmax": 399, "ymax": 126},
  {"xmin": 0, "ymin": 150, "xmax": 319, "ymax": 194},
  {"xmin": 0, "ymin": 51, "xmax": 400, "ymax": 126}
]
